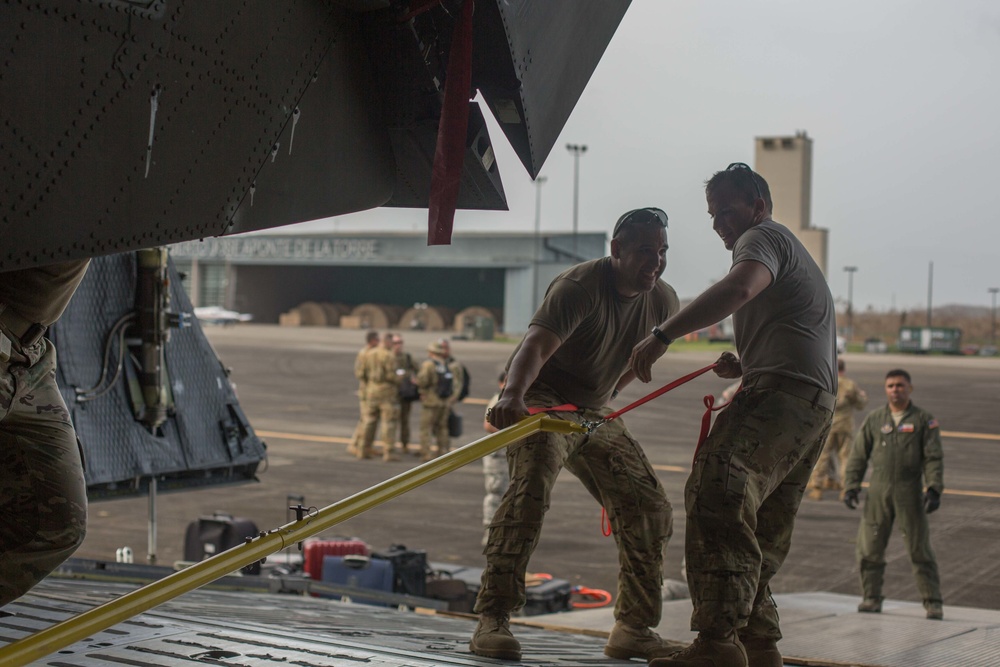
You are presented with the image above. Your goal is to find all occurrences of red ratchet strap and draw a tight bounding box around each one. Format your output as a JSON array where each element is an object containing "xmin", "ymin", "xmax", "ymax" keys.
[
  {"xmin": 694, "ymin": 382, "xmax": 741, "ymax": 463},
  {"xmin": 426, "ymin": 0, "xmax": 474, "ymax": 245}
]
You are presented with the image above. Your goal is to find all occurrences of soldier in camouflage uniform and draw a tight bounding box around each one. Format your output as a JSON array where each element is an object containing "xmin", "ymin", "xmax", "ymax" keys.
[
  {"xmin": 1, "ymin": 260, "xmax": 90, "ymax": 606},
  {"xmin": 347, "ymin": 331, "xmax": 379, "ymax": 456},
  {"xmin": 470, "ymin": 208, "xmax": 681, "ymax": 663},
  {"xmin": 392, "ymin": 335, "xmax": 420, "ymax": 455},
  {"xmin": 807, "ymin": 358, "xmax": 867, "ymax": 500},
  {"xmin": 416, "ymin": 340, "xmax": 459, "ymax": 461},
  {"xmin": 631, "ymin": 165, "xmax": 836, "ymax": 667},
  {"xmin": 843, "ymin": 369, "xmax": 944, "ymax": 620},
  {"xmin": 358, "ymin": 332, "xmax": 401, "ymax": 462}
]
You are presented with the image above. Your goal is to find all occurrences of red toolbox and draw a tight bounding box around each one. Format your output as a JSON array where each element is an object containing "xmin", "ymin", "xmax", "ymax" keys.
[{"xmin": 304, "ymin": 539, "xmax": 370, "ymax": 580}]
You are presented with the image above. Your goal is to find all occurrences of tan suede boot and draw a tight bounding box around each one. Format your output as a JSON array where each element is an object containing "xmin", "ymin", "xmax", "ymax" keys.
[
  {"xmin": 648, "ymin": 631, "xmax": 747, "ymax": 667},
  {"xmin": 741, "ymin": 637, "xmax": 782, "ymax": 667},
  {"xmin": 603, "ymin": 621, "xmax": 686, "ymax": 660},
  {"xmin": 469, "ymin": 611, "xmax": 521, "ymax": 661}
]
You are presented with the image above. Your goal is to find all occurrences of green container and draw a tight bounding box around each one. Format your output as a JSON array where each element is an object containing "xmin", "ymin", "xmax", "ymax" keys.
[{"xmin": 472, "ymin": 316, "xmax": 494, "ymax": 341}]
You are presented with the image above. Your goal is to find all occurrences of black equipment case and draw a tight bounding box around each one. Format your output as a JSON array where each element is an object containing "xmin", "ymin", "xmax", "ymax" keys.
[
  {"xmin": 372, "ymin": 544, "xmax": 428, "ymax": 597},
  {"xmin": 184, "ymin": 511, "xmax": 260, "ymax": 574}
]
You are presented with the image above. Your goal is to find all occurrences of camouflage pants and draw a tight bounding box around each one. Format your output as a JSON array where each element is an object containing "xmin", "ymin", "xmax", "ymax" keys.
[
  {"xmin": 808, "ymin": 428, "xmax": 851, "ymax": 489},
  {"xmin": 0, "ymin": 340, "xmax": 87, "ymax": 606},
  {"xmin": 857, "ymin": 482, "xmax": 941, "ymax": 603},
  {"xmin": 398, "ymin": 400, "xmax": 414, "ymax": 447},
  {"xmin": 685, "ymin": 387, "xmax": 831, "ymax": 639},
  {"xmin": 482, "ymin": 449, "xmax": 510, "ymax": 527},
  {"xmin": 475, "ymin": 385, "xmax": 672, "ymax": 628},
  {"xmin": 419, "ymin": 404, "xmax": 450, "ymax": 458},
  {"xmin": 361, "ymin": 386, "xmax": 400, "ymax": 456},
  {"xmin": 348, "ymin": 392, "xmax": 367, "ymax": 453}
]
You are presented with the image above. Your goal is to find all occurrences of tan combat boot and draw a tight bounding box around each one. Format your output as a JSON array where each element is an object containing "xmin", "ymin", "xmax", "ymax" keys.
[
  {"xmin": 925, "ymin": 601, "xmax": 943, "ymax": 620},
  {"xmin": 648, "ymin": 631, "xmax": 747, "ymax": 667},
  {"xmin": 469, "ymin": 611, "xmax": 521, "ymax": 661},
  {"xmin": 858, "ymin": 597, "xmax": 882, "ymax": 613},
  {"xmin": 604, "ymin": 621, "xmax": 686, "ymax": 660},
  {"xmin": 741, "ymin": 637, "xmax": 782, "ymax": 667}
]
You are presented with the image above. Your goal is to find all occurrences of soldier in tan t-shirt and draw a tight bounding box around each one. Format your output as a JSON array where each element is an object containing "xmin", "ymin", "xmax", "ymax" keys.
[
  {"xmin": 470, "ymin": 208, "xmax": 682, "ymax": 663},
  {"xmin": 0, "ymin": 259, "xmax": 90, "ymax": 606}
]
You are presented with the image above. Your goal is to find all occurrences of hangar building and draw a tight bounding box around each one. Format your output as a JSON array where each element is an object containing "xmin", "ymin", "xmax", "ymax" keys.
[{"xmin": 169, "ymin": 231, "xmax": 605, "ymax": 335}]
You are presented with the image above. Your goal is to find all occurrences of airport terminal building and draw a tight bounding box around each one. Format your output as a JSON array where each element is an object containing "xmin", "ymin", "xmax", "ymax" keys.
[{"xmin": 169, "ymin": 231, "xmax": 605, "ymax": 335}]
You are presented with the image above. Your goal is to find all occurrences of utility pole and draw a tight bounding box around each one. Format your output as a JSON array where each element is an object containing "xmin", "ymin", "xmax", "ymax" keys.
[
  {"xmin": 926, "ymin": 261, "xmax": 933, "ymax": 327},
  {"xmin": 843, "ymin": 266, "xmax": 857, "ymax": 343},
  {"xmin": 565, "ymin": 143, "xmax": 587, "ymax": 255},
  {"xmin": 532, "ymin": 176, "xmax": 547, "ymax": 313},
  {"xmin": 990, "ymin": 287, "xmax": 999, "ymax": 344}
]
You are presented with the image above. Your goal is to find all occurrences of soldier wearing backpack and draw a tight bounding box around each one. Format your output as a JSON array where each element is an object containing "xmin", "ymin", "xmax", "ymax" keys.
[{"xmin": 417, "ymin": 339, "xmax": 464, "ymax": 461}]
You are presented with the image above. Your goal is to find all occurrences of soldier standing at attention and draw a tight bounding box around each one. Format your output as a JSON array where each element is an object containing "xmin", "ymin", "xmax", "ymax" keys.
[
  {"xmin": 358, "ymin": 332, "xmax": 402, "ymax": 462},
  {"xmin": 1, "ymin": 260, "xmax": 90, "ymax": 606},
  {"xmin": 630, "ymin": 164, "xmax": 836, "ymax": 667},
  {"xmin": 392, "ymin": 334, "xmax": 420, "ymax": 455},
  {"xmin": 416, "ymin": 340, "xmax": 456, "ymax": 461},
  {"xmin": 347, "ymin": 330, "xmax": 379, "ymax": 456},
  {"xmin": 470, "ymin": 207, "xmax": 681, "ymax": 663},
  {"xmin": 843, "ymin": 369, "xmax": 944, "ymax": 620},
  {"xmin": 807, "ymin": 358, "xmax": 867, "ymax": 500}
]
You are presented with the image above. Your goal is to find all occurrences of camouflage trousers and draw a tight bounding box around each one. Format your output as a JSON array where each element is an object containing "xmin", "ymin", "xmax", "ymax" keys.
[
  {"xmin": 482, "ymin": 449, "xmax": 510, "ymax": 527},
  {"xmin": 419, "ymin": 404, "xmax": 450, "ymax": 459},
  {"xmin": 475, "ymin": 385, "xmax": 672, "ymax": 628},
  {"xmin": 685, "ymin": 386, "xmax": 831, "ymax": 639},
  {"xmin": 0, "ymin": 340, "xmax": 87, "ymax": 606},
  {"xmin": 348, "ymin": 392, "xmax": 367, "ymax": 454},
  {"xmin": 361, "ymin": 385, "xmax": 400, "ymax": 456},
  {"xmin": 398, "ymin": 400, "xmax": 414, "ymax": 447},
  {"xmin": 808, "ymin": 428, "xmax": 851, "ymax": 490}
]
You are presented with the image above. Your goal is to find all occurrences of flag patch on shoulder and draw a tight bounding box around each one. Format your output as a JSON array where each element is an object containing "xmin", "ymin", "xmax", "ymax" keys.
[{"xmin": 928, "ymin": 419, "xmax": 939, "ymax": 429}]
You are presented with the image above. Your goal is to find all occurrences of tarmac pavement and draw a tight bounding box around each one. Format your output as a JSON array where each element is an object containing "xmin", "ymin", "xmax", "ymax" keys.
[{"xmin": 74, "ymin": 325, "xmax": 1000, "ymax": 612}]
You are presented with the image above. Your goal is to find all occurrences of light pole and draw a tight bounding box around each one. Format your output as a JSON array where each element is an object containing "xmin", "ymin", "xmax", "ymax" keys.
[
  {"xmin": 989, "ymin": 287, "xmax": 999, "ymax": 344},
  {"xmin": 843, "ymin": 266, "xmax": 857, "ymax": 343},
  {"xmin": 532, "ymin": 176, "xmax": 547, "ymax": 313},
  {"xmin": 565, "ymin": 143, "xmax": 587, "ymax": 255}
]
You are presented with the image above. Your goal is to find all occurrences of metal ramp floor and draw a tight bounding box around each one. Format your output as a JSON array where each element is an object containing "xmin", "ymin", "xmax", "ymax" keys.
[{"xmin": 2, "ymin": 579, "xmax": 999, "ymax": 666}]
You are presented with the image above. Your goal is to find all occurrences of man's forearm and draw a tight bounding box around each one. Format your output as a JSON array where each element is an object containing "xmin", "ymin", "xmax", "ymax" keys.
[{"xmin": 656, "ymin": 279, "xmax": 754, "ymax": 341}]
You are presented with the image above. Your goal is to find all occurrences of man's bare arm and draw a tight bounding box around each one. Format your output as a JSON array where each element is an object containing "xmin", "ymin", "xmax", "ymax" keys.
[
  {"xmin": 630, "ymin": 261, "xmax": 772, "ymax": 382},
  {"xmin": 488, "ymin": 326, "xmax": 562, "ymax": 429}
]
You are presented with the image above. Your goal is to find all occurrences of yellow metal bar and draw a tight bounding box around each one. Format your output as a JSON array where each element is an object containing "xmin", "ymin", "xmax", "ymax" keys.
[{"xmin": 0, "ymin": 415, "xmax": 584, "ymax": 666}]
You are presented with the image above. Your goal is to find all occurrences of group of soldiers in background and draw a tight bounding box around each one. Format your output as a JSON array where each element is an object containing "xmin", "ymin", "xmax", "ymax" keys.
[{"xmin": 347, "ymin": 331, "xmax": 465, "ymax": 462}]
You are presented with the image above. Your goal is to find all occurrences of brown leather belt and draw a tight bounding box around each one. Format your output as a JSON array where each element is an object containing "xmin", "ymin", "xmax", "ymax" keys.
[
  {"xmin": 744, "ymin": 372, "xmax": 836, "ymax": 412},
  {"xmin": 0, "ymin": 303, "xmax": 48, "ymax": 349}
]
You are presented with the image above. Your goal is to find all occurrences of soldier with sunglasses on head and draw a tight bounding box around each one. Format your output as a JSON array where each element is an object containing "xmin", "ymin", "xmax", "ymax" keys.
[
  {"xmin": 630, "ymin": 164, "xmax": 837, "ymax": 667},
  {"xmin": 469, "ymin": 207, "xmax": 681, "ymax": 663}
]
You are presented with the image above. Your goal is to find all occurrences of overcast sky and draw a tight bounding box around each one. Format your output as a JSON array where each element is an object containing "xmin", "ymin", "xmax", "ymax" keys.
[{"xmin": 282, "ymin": 0, "xmax": 999, "ymax": 312}]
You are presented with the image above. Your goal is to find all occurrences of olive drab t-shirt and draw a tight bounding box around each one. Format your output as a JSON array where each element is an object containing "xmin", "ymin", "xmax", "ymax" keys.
[
  {"xmin": 512, "ymin": 257, "xmax": 680, "ymax": 409},
  {"xmin": 731, "ymin": 220, "xmax": 837, "ymax": 394}
]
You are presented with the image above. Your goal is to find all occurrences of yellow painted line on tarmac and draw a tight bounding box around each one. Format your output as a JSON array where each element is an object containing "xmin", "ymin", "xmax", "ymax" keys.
[
  {"xmin": 942, "ymin": 430, "xmax": 1000, "ymax": 441},
  {"xmin": 256, "ymin": 430, "xmax": 348, "ymax": 445}
]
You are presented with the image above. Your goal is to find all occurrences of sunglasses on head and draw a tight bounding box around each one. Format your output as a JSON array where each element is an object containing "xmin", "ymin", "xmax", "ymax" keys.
[
  {"xmin": 725, "ymin": 162, "xmax": 763, "ymax": 201},
  {"xmin": 613, "ymin": 207, "xmax": 668, "ymax": 238}
]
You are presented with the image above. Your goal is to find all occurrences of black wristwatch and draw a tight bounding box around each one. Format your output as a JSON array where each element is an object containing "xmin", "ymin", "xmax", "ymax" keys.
[{"xmin": 651, "ymin": 326, "xmax": 673, "ymax": 346}]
